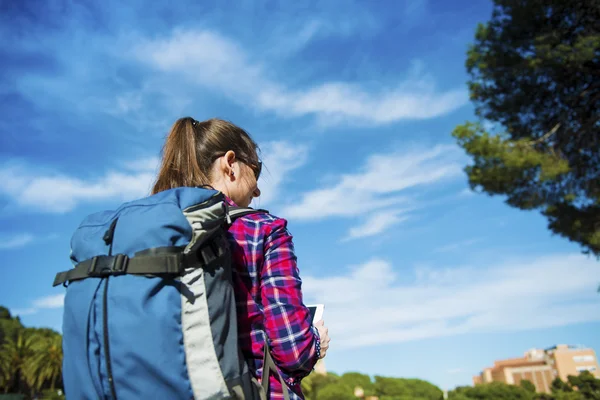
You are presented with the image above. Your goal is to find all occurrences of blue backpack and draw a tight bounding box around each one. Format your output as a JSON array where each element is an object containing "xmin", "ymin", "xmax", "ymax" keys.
[{"xmin": 54, "ymin": 187, "xmax": 289, "ymax": 400}]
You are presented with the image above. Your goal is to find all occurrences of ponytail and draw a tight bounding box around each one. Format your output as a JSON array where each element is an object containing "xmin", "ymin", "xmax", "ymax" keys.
[{"xmin": 152, "ymin": 117, "xmax": 210, "ymax": 194}]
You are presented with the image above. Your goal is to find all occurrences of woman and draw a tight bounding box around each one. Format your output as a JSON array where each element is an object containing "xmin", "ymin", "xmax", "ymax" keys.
[{"xmin": 152, "ymin": 117, "xmax": 330, "ymax": 399}]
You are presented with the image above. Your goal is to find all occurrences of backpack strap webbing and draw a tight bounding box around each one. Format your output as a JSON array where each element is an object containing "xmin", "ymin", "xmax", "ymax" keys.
[
  {"xmin": 226, "ymin": 206, "xmax": 268, "ymax": 223},
  {"xmin": 53, "ymin": 246, "xmax": 184, "ymax": 287},
  {"xmin": 261, "ymin": 341, "xmax": 291, "ymax": 400}
]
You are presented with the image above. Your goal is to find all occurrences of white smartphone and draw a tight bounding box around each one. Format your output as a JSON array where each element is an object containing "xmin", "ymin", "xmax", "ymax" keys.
[{"xmin": 306, "ymin": 304, "xmax": 324, "ymax": 323}]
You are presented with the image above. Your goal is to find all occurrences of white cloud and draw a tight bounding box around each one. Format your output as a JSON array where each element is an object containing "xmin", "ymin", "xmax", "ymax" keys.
[
  {"xmin": 134, "ymin": 30, "xmax": 468, "ymax": 126},
  {"xmin": 33, "ymin": 294, "xmax": 65, "ymax": 309},
  {"xmin": 0, "ymin": 158, "xmax": 158, "ymax": 213},
  {"xmin": 254, "ymin": 141, "xmax": 308, "ymax": 206},
  {"xmin": 301, "ymin": 253, "xmax": 600, "ymax": 349},
  {"xmin": 13, "ymin": 294, "xmax": 65, "ymax": 317},
  {"xmin": 342, "ymin": 209, "xmax": 411, "ymax": 241},
  {"xmin": 0, "ymin": 234, "xmax": 34, "ymax": 250},
  {"xmin": 0, "ymin": 149, "xmax": 307, "ymax": 214},
  {"xmin": 123, "ymin": 157, "xmax": 161, "ymax": 173},
  {"xmin": 0, "ymin": 233, "xmax": 59, "ymax": 250},
  {"xmin": 282, "ymin": 144, "xmax": 462, "ymax": 221},
  {"xmin": 11, "ymin": 308, "xmax": 37, "ymax": 316}
]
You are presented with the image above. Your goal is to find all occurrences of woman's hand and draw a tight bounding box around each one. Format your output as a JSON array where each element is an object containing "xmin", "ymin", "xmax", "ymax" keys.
[{"xmin": 314, "ymin": 320, "xmax": 330, "ymax": 359}]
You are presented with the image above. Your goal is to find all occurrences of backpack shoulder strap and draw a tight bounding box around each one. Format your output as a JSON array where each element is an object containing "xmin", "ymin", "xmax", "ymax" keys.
[{"xmin": 226, "ymin": 206, "xmax": 268, "ymax": 223}]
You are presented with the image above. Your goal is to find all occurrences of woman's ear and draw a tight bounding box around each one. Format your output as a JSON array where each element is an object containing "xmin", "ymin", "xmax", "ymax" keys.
[{"xmin": 222, "ymin": 150, "xmax": 237, "ymax": 179}]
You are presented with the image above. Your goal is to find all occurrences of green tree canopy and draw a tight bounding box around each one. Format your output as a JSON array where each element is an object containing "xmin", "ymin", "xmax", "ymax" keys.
[
  {"xmin": 450, "ymin": 381, "xmax": 540, "ymax": 399},
  {"xmin": 0, "ymin": 307, "xmax": 11, "ymax": 320},
  {"xmin": 373, "ymin": 376, "xmax": 443, "ymax": 400},
  {"xmin": 0, "ymin": 306, "xmax": 64, "ymax": 398},
  {"xmin": 301, "ymin": 372, "xmax": 339, "ymax": 400},
  {"xmin": 316, "ymin": 383, "xmax": 356, "ymax": 400},
  {"xmin": 338, "ymin": 372, "xmax": 374, "ymax": 395},
  {"xmin": 452, "ymin": 0, "xmax": 600, "ymax": 256},
  {"xmin": 567, "ymin": 371, "xmax": 600, "ymax": 399},
  {"xmin": 521, "ymin": 379, "xmax": 537, "ymax": 393}
]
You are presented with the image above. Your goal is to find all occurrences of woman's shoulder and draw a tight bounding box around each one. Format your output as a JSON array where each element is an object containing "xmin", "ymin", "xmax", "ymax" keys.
[
  {"xmin": 233, "ymin": 209, "xmax": 290, "ymax": 237},
  {"xmin": 237, "ymin": 209, "xmax": 287, "ymax": 226}
]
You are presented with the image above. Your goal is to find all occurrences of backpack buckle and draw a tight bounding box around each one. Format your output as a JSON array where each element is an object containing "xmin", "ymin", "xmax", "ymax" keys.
[
  {"xmin": 88, "ymin": 254, "xmax": 129, "ymax": 277},
  {"xmin": 111, "ymin": 254, "xmax": 129, "ymax": 275}
]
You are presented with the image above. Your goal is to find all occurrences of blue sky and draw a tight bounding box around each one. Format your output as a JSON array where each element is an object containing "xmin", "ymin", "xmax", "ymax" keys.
[{"xmin": 1, "ymin": 0, "xmax": 599, "ymax": 391}]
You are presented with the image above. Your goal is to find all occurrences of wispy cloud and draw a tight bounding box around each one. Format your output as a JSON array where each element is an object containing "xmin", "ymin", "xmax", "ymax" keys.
[
  {"xmin": 0, "ymin": 233, "xmax": 59, "ymax": 250},
  {"xmin": 33, "ymin": 294, "xmax": 65, "ymax": 309},
  {"xmin": 134, "ymin": 30, "xmax": 468, "ymax": 126},
  {"xmin": 0, "ymin": 150, "xmax": 306, "ymax": 213},
  {"xmin": 282, "ymin": 144, "xmax": 463, "ymax": 222},
  {"xmin": 13, "ymin": 294, "xmax": 65, "ymax": 317},
  {"xmin": 342, "ymin": 209, "xmax": 411, "ymax": 242},
  {"xmin": 0, "ymin": 158, "xmax": 158, "ymax": 213},
  {"xmin": 302, "ymin": 253, "xmax": 600, "ymax": 349},
  {"xmin": 1, "ymin": 3, "xmax": 466, "ymax": 133},
  {"xmin": 0, "ymin": 234, "xmax": 35, "ymax": 250},
  {"xmin": 255, "ymin": 141, "xmax": 309, "ymax": 207}
]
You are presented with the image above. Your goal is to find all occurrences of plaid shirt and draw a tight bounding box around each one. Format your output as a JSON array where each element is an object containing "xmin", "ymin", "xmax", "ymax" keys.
[{"xmin": 226, "ymin": 199, "xmax": 320, "ymax": 399}]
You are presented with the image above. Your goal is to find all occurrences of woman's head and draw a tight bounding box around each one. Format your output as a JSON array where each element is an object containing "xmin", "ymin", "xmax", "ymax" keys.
[{"xmin": 152, "ymin": 117, "xmax": 261, "ymax": 207}]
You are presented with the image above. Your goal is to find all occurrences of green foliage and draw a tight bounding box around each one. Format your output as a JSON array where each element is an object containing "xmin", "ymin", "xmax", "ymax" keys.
[
  {"xmin": 339, "ymin": 372, "xmax": 374, "ymax": 395},
  {"xmin": 373, "ymin": 376, "xmax": 443, "ymax": 400},
  {"xmin": 553, "ymin": 377, "xmax": 575, "ymax": 393},
  {"xmin": 39, "ymin": 389, "xmax": 65, "ymax": 400},
  {"xmin": 450, "ymin": 381, "xmax": 534, "ymax": 399},
  {"xmin": 521, "ymin": 379, "xmax": 537, "ymax": 393},
  {"xmin": 302, "ymin": 372, "xmax": 340, "ymax": 400},
  {"xmin": 316, "ymin": 383, "xmax": 356, "ymax": 400},
  {"xmin": 553, "ymin": 393, "xmax": 584, "ymax": 400},
  {"xmin": 0, "ymin": 308, "xmax": 11, "ymax": 320},
  {"xmin": 453, "ymin": 0, "xmax": 600, "ymax": 256},
  {"xmin": 449, "ymin": 373, "xmax": 600, "ymax": 400},
  {"xmin": 0, "ymin": 306, "xmax": 63, "ymax": 398},
  {"xmin": 303, "ymin": 372, "xmax": 443, "ymax": 400},
  {"xmin": 0, "ymin": 317, "xmax": 23, "ymax": 350},
  {"xmin": 567, "ymin": 371, "xmax": 600, "ymax": 399},
  {"xmin": 22, "ymin": 334, "xmax": 62, "ymax": 392}
]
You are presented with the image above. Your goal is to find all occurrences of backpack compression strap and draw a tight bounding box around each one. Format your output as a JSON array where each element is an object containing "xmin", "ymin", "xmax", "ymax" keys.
[{"xmin": 52, "ymin": 247, "xmax": 184, "ymax": 287}]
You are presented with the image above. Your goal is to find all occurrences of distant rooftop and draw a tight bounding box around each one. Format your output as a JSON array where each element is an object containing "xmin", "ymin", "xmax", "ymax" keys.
[{"xmin": 544, "ymin": 344, "xmax": 588, "ymax": 352}]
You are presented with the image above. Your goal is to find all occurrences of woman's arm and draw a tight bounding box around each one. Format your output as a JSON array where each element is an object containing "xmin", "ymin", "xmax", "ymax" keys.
[{"xmin": 260, "ymin": 218, "xmax": 320, "ymax": 385}]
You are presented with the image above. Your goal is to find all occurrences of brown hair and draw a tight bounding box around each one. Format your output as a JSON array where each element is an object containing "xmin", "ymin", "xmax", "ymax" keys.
[{"xmin": 152, "ymin": 117, "xmax": 260, "ymax": 194}]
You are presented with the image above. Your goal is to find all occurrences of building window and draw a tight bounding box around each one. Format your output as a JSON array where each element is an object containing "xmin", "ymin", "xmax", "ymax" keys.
[
  {"xmin": 576, "ymin": 366, "xmax": 597, "ymax": 372},
  {"xmin": 573, "ymin": 355, "xmax": 595, "ymax": 363}
]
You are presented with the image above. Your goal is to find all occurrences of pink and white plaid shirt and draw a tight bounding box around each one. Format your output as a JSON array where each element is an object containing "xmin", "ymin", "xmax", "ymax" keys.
[{"xmin": 225, "ymin": 198, "xmax": 321, "ymax": 399}]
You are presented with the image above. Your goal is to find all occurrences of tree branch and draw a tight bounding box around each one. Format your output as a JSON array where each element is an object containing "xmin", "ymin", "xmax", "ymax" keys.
[{"xmin": 529, "ymin": 123, "xmax": 561, "ymax": 145}]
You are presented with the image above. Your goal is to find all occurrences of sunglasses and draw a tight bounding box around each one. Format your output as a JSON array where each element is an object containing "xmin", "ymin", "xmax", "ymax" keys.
[
  {"xmin": 246, "ymin": 159, "xmax": 262, "ymax": 181},
  {"xmin": 214, "ymin": 154, "xmax": 262, "ymax": 180}
]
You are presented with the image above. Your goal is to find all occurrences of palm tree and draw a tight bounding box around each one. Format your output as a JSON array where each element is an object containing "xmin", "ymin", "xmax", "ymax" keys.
[
  {"xmin": 0, "ymin": 349, "xmax": 12, "ymax": 393},
  {"xmin": 23, "ymin": 334, "xmax": 63, "ymax": 392},
  {"xmin": 0, "ymin": 330, "xmax": 36, "ymax": 393}
]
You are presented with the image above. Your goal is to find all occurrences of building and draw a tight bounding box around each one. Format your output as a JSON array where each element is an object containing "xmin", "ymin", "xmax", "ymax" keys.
[
  {"xmin": 546, "ymin": 344, "xmax": 599, "ymax": 381},
  {"xmin": 473, "ymin": 345, "xmax": 599, "ymax": 393}
]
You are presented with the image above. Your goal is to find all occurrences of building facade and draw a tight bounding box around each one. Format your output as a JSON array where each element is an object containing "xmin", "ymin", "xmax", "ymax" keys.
[
  {"xmin": 546, "ymin": 344, "xmax": 599, "ymax": 381},
  {"xmin": 473, "ymin": 345, "xmax": 599, "ymax": 393}
]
